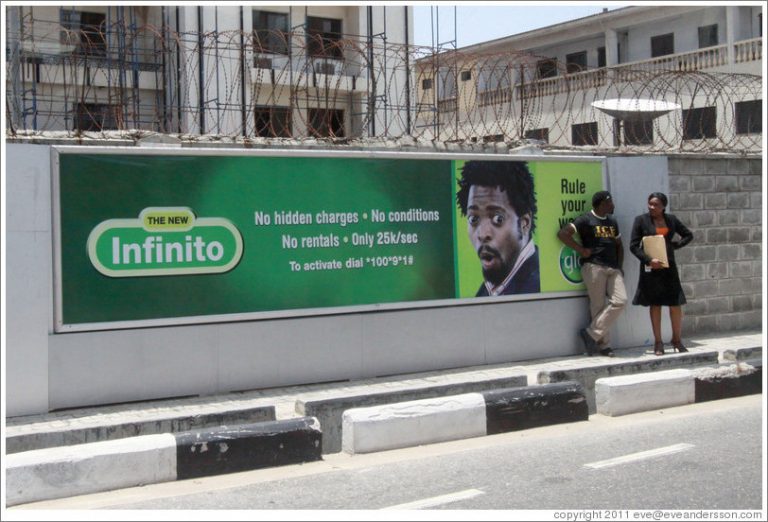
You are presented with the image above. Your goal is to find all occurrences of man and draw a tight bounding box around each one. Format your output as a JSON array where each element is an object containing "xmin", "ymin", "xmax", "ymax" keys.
[
  {"xmin": 557, "ymin": 190, "xmax": 626, "ymax": 357},
  {"xmin": 456, "ymin": 160, "xmax": 540, "ymax": 296}
]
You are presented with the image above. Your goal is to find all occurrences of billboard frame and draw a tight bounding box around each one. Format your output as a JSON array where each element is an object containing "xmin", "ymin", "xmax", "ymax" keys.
[{"xmin": 51, "ymin": 146, "xmax": 606, "ymax": 333}]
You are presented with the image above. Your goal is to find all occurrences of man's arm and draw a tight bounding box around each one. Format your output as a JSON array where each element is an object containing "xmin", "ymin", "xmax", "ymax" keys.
[{"xmin": 557, "ymin": 222, "xmax": 591, "ymax": 258}]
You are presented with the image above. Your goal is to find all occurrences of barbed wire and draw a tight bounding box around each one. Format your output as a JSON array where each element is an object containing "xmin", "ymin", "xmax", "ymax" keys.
[{"xmin": 5, "ymin": 23, "xmax": 763, "ymax": 154}]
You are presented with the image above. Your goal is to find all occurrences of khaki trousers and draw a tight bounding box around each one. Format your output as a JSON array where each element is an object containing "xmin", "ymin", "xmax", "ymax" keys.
[{"xmin": 581, "ymin": 262, "xmax": 627, "ymax": 348}]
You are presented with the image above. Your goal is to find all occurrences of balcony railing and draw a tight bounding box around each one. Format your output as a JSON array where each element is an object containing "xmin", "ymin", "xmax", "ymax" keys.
[
  {"xmin": 477, "ymin": 88, "xmax": 512, "ymax": 106},
  {"xmin": 734, "ymin": 37, "xmax": 762, "ymax": 63},
  {"xmin": 517, "ymin": 68, "xmax": 607, "ymax": 100},
  {"xmin": 506, "ymin": 38, "xmax": 762, "ymax": 104},
  {"xmin": 437, "ymin": 98, "xmax": 457, "ymax": 113}
]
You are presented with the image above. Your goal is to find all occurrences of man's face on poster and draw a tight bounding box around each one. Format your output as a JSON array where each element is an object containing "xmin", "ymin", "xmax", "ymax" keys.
[{"xmin": 467, "ymin": 185, "xmax": 531, "ymax": 286}]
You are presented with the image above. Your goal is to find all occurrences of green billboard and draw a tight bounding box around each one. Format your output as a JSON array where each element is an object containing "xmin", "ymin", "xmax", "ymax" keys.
[{"xmin": 54, "ymin": 151, "xmax": 603, "ymax": 330}]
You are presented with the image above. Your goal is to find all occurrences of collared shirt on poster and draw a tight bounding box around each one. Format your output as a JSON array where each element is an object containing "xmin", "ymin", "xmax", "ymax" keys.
[{"xmin": 483, "ymin": 239, "xmax": 536, "ymax": 297}]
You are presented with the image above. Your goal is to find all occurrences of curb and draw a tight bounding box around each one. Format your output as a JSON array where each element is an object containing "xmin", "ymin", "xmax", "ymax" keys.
[
  {"xmin": 6, "ymin": 404, "xmax": 276, "ymax": 454},
  {"xmin": 6, "ymin": 417, "xmax": 322, "ymax": 507},
  {"xmin": 175, "ymin": 417, "xmax": 322, "ymax": 480},
  {"xmin": 538, "ymin": 350, "xmax": 720, "ymax": 414},
  {"xmin": 341, "ymin": 382, "xmax": 587, "ymax": 454},
  {"xmin": 595, "ymin": 359, "xmax": 762, "ymax": 417},
  {"xmin": 596, "ymin": 369, "xmax": 694, "ymax": 416},
  {"xmin": 298, "ymin": 373, "xmax": 528, "ymax": 454},
  {"xmin": 694, "ymin": 358, "xmax": 763, "ymax": 403}
]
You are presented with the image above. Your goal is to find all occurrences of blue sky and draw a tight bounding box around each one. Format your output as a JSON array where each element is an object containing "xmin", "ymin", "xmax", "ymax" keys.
[{"xmin": 412, "ymin": 4, "xmax": 631, "ymax": 49}]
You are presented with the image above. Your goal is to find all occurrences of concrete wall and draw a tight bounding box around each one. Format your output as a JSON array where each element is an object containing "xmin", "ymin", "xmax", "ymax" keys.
[
  {"xmin": 5, "ymin": 144, "xmax": 53, "ymax": 417},
  {"xmin": 4, "ymin": 143, "xmax": 760, "ymax": 416},
  {"xmin": 605, "ymin": 156, "xmax": 670, "ymax": 349},
  {"xmin": 668, "ymin": 156, "xmax": 763, "ymax": 334}
]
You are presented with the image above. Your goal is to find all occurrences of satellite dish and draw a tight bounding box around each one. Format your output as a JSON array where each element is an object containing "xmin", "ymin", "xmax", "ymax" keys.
[
  {"xmin": 592, "ymin": 98, "xmax": 681, "ymax": 146},
  {"xmin": 591, "ymin": 98, "xmax": 681, "ymax": 122}
]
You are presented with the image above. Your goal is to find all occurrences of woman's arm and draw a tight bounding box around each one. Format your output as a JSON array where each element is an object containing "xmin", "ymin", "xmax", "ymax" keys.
[
  {"xmin": 670, "ymin": 215, "xmax": 694, "ymax": 249},
  {"xmin": 629, "ymin": 215, "xmax": 652, "ymax": 264}
]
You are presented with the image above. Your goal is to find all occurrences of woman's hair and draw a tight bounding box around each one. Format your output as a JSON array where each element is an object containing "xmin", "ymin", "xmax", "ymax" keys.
[{"xmin": 648, "ymin": 191, "xmax": 668, "ymax": 209}]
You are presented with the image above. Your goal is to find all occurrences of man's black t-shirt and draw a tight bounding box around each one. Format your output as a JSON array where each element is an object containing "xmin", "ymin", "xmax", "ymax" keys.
[{"xmin": 571, "ymin": 211, "xmax": 621, "ymax": 268}]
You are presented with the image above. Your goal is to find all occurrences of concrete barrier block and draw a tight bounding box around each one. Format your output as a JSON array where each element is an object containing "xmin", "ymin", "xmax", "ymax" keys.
[
  {"xmin": 5, "ymin": 433, "xmax": 177, "ymax": 506},
  {"xmin": 174, "ymin": 417, "xmax": 322, "ymax": 480},
  {"xmin": 538, "ymin": 351, "xmax": 719, "ymax": 413},
  {"xmin": 694, "ymin": 360, "xmax": 763, "ymax": 402},
  {"xmin": 298, "ymin": 373, "xmax": 527, "ymax": 454},
  {"xmin": 7, "ymin": 418, "xmax": 323, "ymax": 506},
  {"xmin": 484, "ymin": 382, "xmax": 588, "ymax": 434},
  {"xmin": 342, "ymin": 394, "xmax": 487, "ymax": 454},
  {"xmin": 595, "ymin": 369, "xmax": 695, "ymax": 417}
]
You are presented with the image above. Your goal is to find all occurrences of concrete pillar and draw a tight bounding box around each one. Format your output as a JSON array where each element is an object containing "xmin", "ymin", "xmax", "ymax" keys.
[
  {"xmin": 605, "ymin": 28, "xmax": 618, "ymax": 67},
  {"xmin": 725, "ymin": 6, "xmax": 736, "ymax": 70},
  {"xmin": 7, "ymin": 6, "xmax": 23, "ymax": 131}
]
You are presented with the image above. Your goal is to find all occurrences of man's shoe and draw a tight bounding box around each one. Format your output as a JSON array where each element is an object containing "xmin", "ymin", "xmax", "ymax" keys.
[
  {"xmin": 579, "ymin": 328, "xmax": 597, "ymax": 356},
  {"xmin": 599, "ymin": 347, "xmax": 615, "ymax": 357}
]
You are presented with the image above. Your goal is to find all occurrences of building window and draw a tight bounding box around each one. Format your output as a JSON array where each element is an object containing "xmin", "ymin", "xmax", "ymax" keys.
[
  {"xmin": 735, "ymin": 100, "xmax": 762, "ymax": 134},
  {"xmin": 437, "ymin": 67, "xmax": 457, "ymax": 101},
  {"xmin": 651, "ymin": 33, "xmax": 674, "ymax": 58},
  {"xmin": 682, "ymin": 106, "xmax": 717, "ymax": 140},
  {"xmin": 73, "ymin": 102, "xmax": 120, "ymax": 131},
  {"xmin": 460, "ymin": 70, "xmax": 472, "ymax": 82},
  {"xmin": 698, "ymin": 24, "xmax": 718, "ymax": 48},
  {"xmin": 566, "ymin": 51, "xmax": 587, "ymax": 73},
  {"xmin": 572, "ymin": 122, "xmax": 598, "ymax": 146},
  {"xmin": 61, "ymin": 10, "xmax": 107, "ymax": 56},
  {"xmin": 308, "ymin": 108, "xmax": 344, "ymax": 138},
  {"xmin": 306, "ymin": 16, "xmax": 342, "ymax": 59},
  {"xmin": 421, "ymin": 78, "xmax": 433, "ymax": 90},
  {"xmin": 254, "ymin": 106, "xmax": 291, "ymax": 137},
  {"xmin": 597, "ymin": 47, "xmax": 606, "ymax": 68},
  {"xmin": 253, "ymin": 10, "xmax": 289, "ymax": 55},
  {"xmin": 483, "ymin": 134, "xmax": 505, "ymax": 143},
  {"xmin": 615, "ymin": 119, "xmax": 654, "ymax": 145},
  {"xmin": 524, "ymin": 128, "xmax": 549, "ymax": 143},
  {"xmin": 536, "ymin": 58, "xmax": 558, "ymax": 79}
]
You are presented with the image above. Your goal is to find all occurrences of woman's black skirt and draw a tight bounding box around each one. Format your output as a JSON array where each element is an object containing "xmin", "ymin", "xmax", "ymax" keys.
[{"xmin": 632, "ymin": 262, "xmax": 687, "ymax": 306}]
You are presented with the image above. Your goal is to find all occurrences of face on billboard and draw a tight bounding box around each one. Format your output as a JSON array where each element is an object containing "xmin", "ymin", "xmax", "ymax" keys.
[{"xmin": 466, "ymin": 185, "xmax": 531, "ymax": 286}]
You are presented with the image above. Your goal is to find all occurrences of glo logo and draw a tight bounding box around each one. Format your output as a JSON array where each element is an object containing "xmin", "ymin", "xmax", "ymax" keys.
[{"xmin": 559, "ymin": 246, "xmax": 583, "ymax": 284}]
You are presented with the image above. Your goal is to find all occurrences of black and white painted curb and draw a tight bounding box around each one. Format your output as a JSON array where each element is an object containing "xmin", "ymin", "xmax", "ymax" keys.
[
  {"xmin": 6, "ymin": 417, "xmax": 322, "ymax": 506},
  {"xmin": 341, "ymin": 382, "xmax": 588, "ymax": 454},
  {"xmin": 596, "ymin": 359, "xmax": 762, "ymax": 417},
  {"xmin": 694, "ymin": 358, "xmax": 763, "ymax": 402},
  {"xmin": 297, "ymin": 372, "xmax": 528, "ymax": 454}
]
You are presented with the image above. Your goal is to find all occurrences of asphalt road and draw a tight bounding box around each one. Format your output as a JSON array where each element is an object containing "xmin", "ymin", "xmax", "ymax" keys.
[{"xmin": 13, "ymin": 394, "xmax": 765, "ymax": 513}]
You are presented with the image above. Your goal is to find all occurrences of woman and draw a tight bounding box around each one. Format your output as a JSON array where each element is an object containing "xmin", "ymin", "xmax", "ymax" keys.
[{"xmin": 629, "ymin": 192, "xmax": 694, "ymax": 356}]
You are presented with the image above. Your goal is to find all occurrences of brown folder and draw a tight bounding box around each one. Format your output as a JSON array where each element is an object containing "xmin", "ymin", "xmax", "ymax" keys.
[{"xmin": 642, "ymin": 235, "xmax": 669, "ymax": 268}]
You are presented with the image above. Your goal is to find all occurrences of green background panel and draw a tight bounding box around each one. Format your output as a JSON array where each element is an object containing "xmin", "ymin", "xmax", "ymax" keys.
[
  {"xmin": 453, "ymin": 160, "xmax": 484, "ymax": 298},
  {"xmin": 58, "ymin": 154, "xmax": 603, "ymax": 325},
  {"xmin": 531, "ymin": 161, "xmax": 604, "ymax": 292},
  {"xmin": 59, "ymin": 154, "xmax": 455, "ymax": 324}
]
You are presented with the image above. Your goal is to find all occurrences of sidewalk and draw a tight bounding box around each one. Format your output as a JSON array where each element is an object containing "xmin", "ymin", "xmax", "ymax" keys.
[
  {"xmin": 6, "ymin": 329, "xmax": 762, "ymax": 454},
  {"xmin": 5, "ymin": 329, "xmax": 762, "ymax": 507}
]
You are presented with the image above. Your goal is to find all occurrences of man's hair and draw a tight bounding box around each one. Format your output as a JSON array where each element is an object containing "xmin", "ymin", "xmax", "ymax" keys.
[
  {"xmin": 592, "ymin": 190, "xmax": 612, "ymax": 208},
  {"xmin": 456, "ymin": 160, "xmax": 537, "ymax": 234}
]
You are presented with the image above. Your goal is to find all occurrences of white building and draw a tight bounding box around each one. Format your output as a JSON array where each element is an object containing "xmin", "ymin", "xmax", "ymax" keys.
[
  {"xmin": 5, "ymin": 5, "xmax": 414, "ymax": 138},
  {"xmin": 415, "ymin": 5, "xmax": 763, "ymax": 152}
]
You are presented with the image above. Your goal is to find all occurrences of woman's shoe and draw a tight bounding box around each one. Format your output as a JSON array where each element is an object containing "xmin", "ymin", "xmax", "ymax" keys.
[
  {"xmin": 654, "ymin": 341, "xmax": 665, "ymax": 356},
  {"xmin": 671, "ymin": 339, "xmax": 688, "ymax": 353}
]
